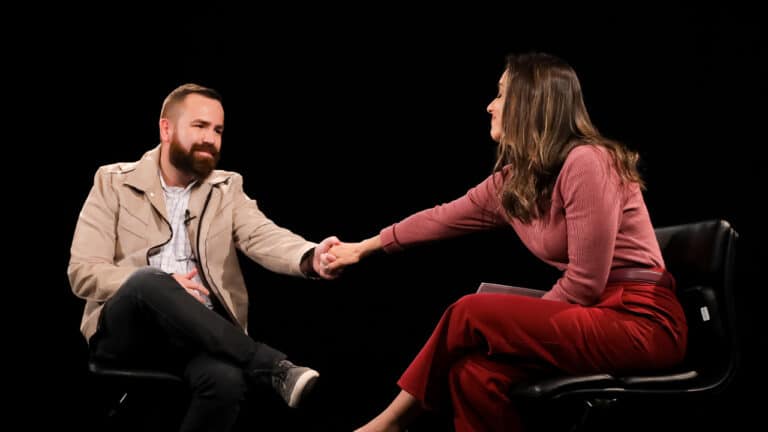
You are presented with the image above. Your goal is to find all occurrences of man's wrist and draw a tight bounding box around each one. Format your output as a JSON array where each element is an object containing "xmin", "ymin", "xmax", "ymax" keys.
[{"xmin": 300, "ymin": 248, "xmax": 321, "ymax": 280}]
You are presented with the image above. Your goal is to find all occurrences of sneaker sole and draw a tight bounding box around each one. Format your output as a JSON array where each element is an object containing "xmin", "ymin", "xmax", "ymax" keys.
[{"xmin": 288, "ymin": 370, "xmax": 319, "ymax": 408}]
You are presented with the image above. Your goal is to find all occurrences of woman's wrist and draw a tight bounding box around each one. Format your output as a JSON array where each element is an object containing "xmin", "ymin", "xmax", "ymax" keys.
[{"xmin": 360, "ymin": 235, "xmax": 382, "ymax": 258}]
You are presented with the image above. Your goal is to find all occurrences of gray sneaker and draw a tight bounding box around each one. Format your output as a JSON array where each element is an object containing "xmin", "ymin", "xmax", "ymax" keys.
[{"xmin": 272, "ymin": 360, "xmax": 319, "ymax": 408}]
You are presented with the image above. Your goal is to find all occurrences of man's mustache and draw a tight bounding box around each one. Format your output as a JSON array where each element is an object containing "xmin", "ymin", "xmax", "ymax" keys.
[{"xmin": 191, "ymin": 143, "xmax": 219, "ymax": 157}]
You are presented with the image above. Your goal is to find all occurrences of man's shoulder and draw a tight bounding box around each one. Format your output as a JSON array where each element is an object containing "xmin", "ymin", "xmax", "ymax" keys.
[
  {"xmin": 99, "ymin": 161, "xmax": 140, "ymax": 175},
  {"xmin": 207, "ymin": 168, "xmax": 241, "ymax": 185},
  {"xmin": 95, "ymin": 146, "xmax": 159, "ymax": 178}
]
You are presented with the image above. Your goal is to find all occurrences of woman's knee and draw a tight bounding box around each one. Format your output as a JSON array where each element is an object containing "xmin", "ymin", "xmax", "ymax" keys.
[{"xmin": 446, "ymin": 294, "xmax": 486, "ymax": 321}]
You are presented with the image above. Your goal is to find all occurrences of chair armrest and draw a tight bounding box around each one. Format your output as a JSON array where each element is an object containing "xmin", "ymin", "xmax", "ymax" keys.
[
  {"xmin": 510, "ymin": 374, "xmax": 618, "ymax": 399},
  {"xmin": 88, "ymin": 359, "xmax": 183, "ymax": 382}
]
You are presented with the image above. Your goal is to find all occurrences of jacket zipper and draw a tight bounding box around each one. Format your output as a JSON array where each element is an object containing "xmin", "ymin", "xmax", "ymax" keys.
[
  {"xmin": 196, "ymin": 187, "xmax": 239, "ymax": 325},
  {"xmin": 146, "ymin": 215, "xmax": 173, "ymax": 265}
]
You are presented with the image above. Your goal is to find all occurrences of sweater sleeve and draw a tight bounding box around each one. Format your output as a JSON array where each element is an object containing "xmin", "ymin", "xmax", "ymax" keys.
[
  {"xmin": 380, "ymin": 172, "xmax": 509, "ymax": 253},
  {"xmin": 542, "ymin": 147, "xmax": 623, "ymax": 305}
]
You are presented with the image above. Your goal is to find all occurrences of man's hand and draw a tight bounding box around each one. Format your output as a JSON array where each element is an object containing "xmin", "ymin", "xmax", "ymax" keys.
[
  {"xmin": 313, "ymin": 235, "xmax": 341, "ymax": 279},
  {"xmin": 171, "ymin": 268, "xmax": 210, "ymax": 304}
]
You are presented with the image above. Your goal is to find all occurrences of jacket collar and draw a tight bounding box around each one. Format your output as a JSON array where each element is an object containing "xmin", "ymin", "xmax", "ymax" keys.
[{"xmin": 124, "ymin": 145, "xmax": 231, "ymax": 193}]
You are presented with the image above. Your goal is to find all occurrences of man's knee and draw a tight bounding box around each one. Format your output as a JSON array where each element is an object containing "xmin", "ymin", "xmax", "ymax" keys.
[
  {"xmin": 120, "ymin": 267, "xmax": 174, "ymax": 296},
  {"xmin": 187, "ymin": 360, "xmax": 247, "ymax": 403}
]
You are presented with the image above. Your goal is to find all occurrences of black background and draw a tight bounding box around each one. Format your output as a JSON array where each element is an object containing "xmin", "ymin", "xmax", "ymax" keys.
[{"xmin": 17, "ymin": 5, "xmax": 763, "ymax": 431}]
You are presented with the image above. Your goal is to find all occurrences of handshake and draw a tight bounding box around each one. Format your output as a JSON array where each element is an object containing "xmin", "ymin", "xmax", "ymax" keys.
[{"xmin": 311, "ymin": 234, "xmax": 382, "ymax": 279}]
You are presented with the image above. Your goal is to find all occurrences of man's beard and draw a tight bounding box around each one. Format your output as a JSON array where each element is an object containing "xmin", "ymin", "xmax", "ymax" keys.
[{"xmin": 169, "ymin": 135, "xmax": 220, "ymax": 180}]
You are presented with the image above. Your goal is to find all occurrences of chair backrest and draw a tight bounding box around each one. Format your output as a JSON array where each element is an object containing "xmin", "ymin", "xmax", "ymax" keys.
[{"xmin": 655, "ymin": 219, "xmax": 739, "ymax": 392}]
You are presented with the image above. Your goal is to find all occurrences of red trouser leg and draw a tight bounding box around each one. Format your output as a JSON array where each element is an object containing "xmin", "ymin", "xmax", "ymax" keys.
[
  {"xmin": 398, "ymin": 287, "xmax": 685, "ymax": 430},
  {"xmin": 448, "ymin": 353, "xmax": 531, "ymax": 432},
  {"xmin": 398, "ymin": 293, "xmax": 584, "ymax": 409}
]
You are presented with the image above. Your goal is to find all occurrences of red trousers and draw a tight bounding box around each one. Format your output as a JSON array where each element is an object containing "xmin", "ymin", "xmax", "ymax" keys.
[{"xmin": 397, "ymin": 280, "xmax": 687, "ymax": 432}]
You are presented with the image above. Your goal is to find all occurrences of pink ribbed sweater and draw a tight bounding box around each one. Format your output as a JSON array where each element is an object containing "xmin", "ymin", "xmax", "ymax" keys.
[{"xmin": 379, "ymin": 145, "xmax": 663, "ymax": 305}]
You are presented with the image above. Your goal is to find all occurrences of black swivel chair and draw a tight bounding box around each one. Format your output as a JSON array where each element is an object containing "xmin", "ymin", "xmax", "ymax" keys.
[
  {"xmin": 479, "ymin": 219, "xmax": 739, "ymax": 430},
  {"xmin": 87, "ymin": 355, "xmax": 185, "ymax": 429}
]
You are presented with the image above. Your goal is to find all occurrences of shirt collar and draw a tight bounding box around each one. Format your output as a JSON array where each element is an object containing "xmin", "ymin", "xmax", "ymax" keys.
[{"xmin": 159, "ymin": 169, "xmax": 197, "ymax": 194}]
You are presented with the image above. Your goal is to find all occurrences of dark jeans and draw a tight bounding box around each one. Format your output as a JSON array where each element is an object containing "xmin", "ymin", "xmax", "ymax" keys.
[{"xmin": 90, "ymin": 267, "xmax": 286, "ymax": 432}]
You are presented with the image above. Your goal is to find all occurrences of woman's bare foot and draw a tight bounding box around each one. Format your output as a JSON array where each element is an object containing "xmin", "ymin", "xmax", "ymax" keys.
[
  {"xmin": 353, "ymin": 417, "xmax": 402, "ymax": 432},
  {"xmin": 354, "ymin": 390, "xmax": 421, "ymax": 432}
]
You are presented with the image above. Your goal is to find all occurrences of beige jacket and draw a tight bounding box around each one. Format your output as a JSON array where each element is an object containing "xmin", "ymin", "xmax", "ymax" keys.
[{"xmin": 68, "ymin": 146, "xmax": 316, "ymax": 341}]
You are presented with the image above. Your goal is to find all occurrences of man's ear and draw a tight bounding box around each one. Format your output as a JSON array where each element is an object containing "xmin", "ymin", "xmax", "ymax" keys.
[{"xmin": 159, "ymin": 118, "xmax": 172, "ymax": 143}]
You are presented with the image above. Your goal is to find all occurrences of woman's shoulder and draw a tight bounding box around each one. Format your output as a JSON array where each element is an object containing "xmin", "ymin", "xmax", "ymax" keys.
[
  {"xmin": 559, "ymin": 143, "xmax": 615, "ymax": 181},
  {"xmin": 565, "ymin": 143, "xmax": 610, "ymax": 163}
]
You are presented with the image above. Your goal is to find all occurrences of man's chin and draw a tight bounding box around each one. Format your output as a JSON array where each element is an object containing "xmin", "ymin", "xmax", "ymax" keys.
[{"xmin": 191, "ymin": 163, "xmax": 216, "ymax": 180}]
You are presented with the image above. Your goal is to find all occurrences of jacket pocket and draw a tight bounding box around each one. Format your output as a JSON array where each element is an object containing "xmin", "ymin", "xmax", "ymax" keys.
[{"xmin": 117, "ymin": 207, "xmax": 149, "ymax": 249}]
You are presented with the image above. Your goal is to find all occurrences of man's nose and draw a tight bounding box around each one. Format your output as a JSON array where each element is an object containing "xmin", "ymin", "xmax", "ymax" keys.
[{"xmin": 202, "ymin": 128, "xmax": 217, "ymax": 143}]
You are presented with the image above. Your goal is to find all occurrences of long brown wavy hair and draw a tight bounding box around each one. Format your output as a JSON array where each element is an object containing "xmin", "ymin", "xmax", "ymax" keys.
[{"xmin": 494, "ymin": 53, "xmax": 643, "ymax": 223}]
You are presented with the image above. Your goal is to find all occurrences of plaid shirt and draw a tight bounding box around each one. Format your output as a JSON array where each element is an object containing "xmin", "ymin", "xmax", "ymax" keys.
[{"xmin": 149, "ymin": 174, "xmax": 213, "ymax": 308}]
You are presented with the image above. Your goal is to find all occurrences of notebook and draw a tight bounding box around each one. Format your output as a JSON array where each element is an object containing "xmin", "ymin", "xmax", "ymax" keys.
[{"xmin": 476, "ymin": 282, "xmax": 545, "ymax": 298}]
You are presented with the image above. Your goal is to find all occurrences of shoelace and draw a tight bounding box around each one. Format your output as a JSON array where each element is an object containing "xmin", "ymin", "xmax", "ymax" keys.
[{"xmin": 272, "ymin": 362, "xmax": 291, "ymax": 391}]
